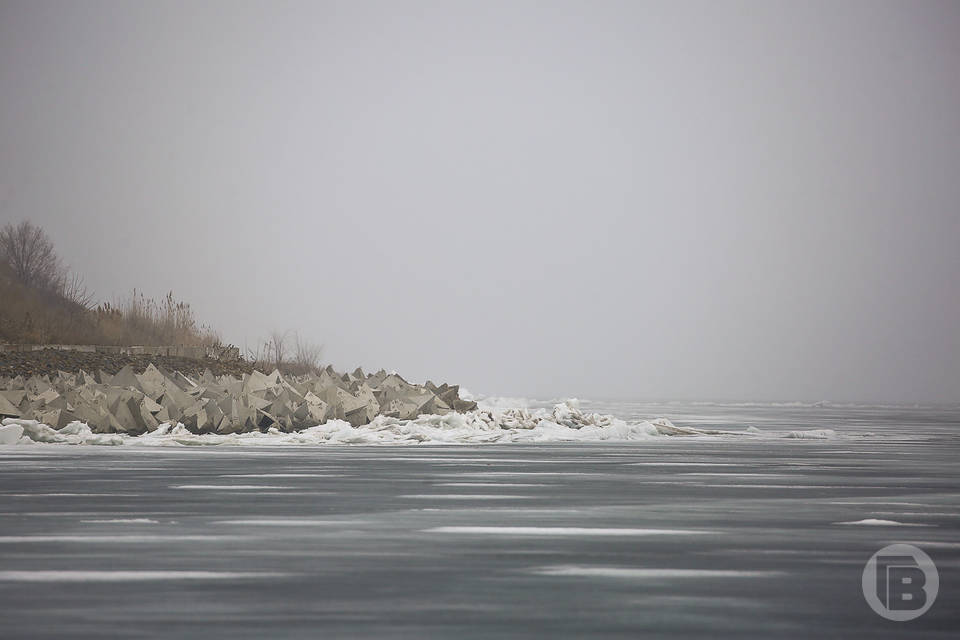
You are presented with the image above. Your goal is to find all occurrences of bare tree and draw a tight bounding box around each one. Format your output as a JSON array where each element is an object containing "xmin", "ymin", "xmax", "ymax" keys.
[{"xmin": 0, "ymin": 221, "xmax": 63, "ymax": 291}]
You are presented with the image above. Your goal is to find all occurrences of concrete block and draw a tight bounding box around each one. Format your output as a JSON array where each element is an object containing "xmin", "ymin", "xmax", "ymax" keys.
[
  {"xmin": 0, "ymin": 394, "xmax": 21, "ymax": 419},
  {"xmin": 354, "ymin": 383, "xmax": 381, "ymax": 421},
  {"xmin": 344, "ymin": 404, "xmax": 368, "ymax": 427},
  {"xmin": 172, "ymin": 371, "xmax": 198, "ymax": 391},
  {"xmin": 111, "ymin": 365, "xmax": 143, "ymax": 392},
  {"xmin": 242, "ymin": 370, "xmax": 273, "ymax": 394},
  {"xmin": 135, "ymin": 363, "xmax": 169, "ymax": 399},
  {"xmin": 182, "ymin": 400, "xmax": 210, "ymax": 433},
  {"xmin": 109, "ymin": 395, "xmax": 145, "ymax": 434},
  {"xmin": 0, "ymin": 390, "xmax": 25, "ymax": 407},
  {"xmin": 256, "ymin": 408, "xmax": 279, "ymax": 431}
]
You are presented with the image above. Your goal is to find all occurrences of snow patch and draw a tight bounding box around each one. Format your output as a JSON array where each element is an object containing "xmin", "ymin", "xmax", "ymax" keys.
[
  {"xmin": 785, "ymin": 429, "xmax": 837, "ymax": 439},
  {"xmin": 5, "ymin": 402, "xmax": 846, "ymax": 446},
  {"xmin": 0, "ymin": 423, "xmax": 24, "ymax": 445},
  {"xmin": 2, "ymin": 419, "xmax": 123, "ymax": 445},
  {"xmin": 834, "ymin": 519, "xmax": 933, "ymax": 527}
]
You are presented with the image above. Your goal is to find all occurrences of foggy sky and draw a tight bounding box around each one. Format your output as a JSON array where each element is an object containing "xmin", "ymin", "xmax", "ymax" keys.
[{"xmin": 1, "ymin": 1, "xmax": 958, "ymax": 403}]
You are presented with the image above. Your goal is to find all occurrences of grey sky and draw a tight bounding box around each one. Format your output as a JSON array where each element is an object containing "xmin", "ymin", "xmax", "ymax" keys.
[{"xmin": 1, "ymin": 1, "xmax": 958, "ymax": 403}]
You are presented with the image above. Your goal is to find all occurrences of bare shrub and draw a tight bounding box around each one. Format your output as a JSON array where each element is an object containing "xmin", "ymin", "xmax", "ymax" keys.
[
  {"xmin": 293, "ymin": 332, "xmax": 323, "ymax": 375},
  {"xmin": 266, "ymin": 329, "xmax": 290, "ymax": 371},
  {"xmin": 60, "ymin": 271, "xmax": 95, "ymax": 310},
  {"xmin": 244, "ymin": 330, "xmax": 322, "ymax": 374}
]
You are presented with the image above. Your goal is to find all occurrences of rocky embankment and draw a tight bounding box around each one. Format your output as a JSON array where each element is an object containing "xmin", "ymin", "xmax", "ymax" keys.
[
  {"xmin": 0, "ymin": 362, "xmax": 477, "ymax": 435},
  {"xmin": 0, "ymin": 348, "xmax": 254, "ymax": 379}
]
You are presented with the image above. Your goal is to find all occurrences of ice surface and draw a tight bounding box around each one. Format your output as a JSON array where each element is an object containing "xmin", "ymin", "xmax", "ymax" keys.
[
  {"xmin": 80, "ymin": 519, "xmax": 160, "ymax": 524},
  {"xmin": 0, "ymin": 535, "xmax": 244, "ymax": 543},
  {"xmin": 435, "ymin": 482, "xmax": 553, "ymax": 487},
  {"xmin": 400, "ymin": 494, "xmax": 534, "ymax": 499},
  {"xmin": 219, "ymin": 473, "xmax": 341, "ymax": 478},
  {"xmin": 424, "ymin": 527, "xmax": 713, "ymax": 536},
  {"xmin": 171, "ymin": 485, "xmax": 287, "ymax": 490},
  {"xmin": 0, "ymin": 571, "xmax": 288, "ymax": 582},
  {"xmin": 214, "ymin": 519, "xmax": 358, "ymax": 526},
  {"xmin": 0, "ymin": 401, "xmax": 954, "ymax": 639},
  {"xmin": 534, "ymin": 566, "xmax": 784, "ymax": 578}
]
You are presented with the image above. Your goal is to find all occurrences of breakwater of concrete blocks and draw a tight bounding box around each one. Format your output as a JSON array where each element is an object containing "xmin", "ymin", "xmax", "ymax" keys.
[{"xmin": 0, "ymin": 364, "xmax": 477, "ymax": 435}]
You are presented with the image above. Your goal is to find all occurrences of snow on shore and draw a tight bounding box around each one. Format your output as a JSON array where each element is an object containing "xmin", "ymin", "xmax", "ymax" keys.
[{"xmin": 1, "ymin": 401, "xmax": 837, "ymax": 446}]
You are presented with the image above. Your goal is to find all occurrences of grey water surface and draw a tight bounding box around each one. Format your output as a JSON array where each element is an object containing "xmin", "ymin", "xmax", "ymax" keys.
[{"xmin": 1, "ymin": 402, "xmax": 958, "ymax": 638}]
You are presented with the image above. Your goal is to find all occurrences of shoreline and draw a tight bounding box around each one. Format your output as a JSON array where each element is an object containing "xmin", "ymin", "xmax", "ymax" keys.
[{"xmin": 0, "ymin": 355, "xmax": 476, "ymax": 436}]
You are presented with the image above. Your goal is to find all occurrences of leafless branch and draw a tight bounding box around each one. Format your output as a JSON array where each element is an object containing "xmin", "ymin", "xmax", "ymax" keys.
[{"xmin": 0, "ymin": 220, "xmax": 63, "ymax": 292}]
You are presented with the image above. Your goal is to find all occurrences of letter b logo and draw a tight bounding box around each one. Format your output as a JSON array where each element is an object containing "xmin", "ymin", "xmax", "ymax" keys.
[{"xmin": 863, "ymin": 544, "xmax": 938, "ymax": 621}]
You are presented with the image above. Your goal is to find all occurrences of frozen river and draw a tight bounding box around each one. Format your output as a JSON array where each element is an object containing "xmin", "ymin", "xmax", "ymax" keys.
[{"xmin": 1, "ymin": 402, "xmax": 958, "ymax": 638}]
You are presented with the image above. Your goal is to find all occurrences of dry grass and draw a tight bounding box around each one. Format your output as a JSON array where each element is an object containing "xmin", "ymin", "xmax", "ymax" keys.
[
  {"xmin": 0, "ymin": 263, "xmax": 219, "ymax": 347},
  {"xmin": 0, "ymin": 220, "xmax": 220, "ymax": 348},
  {"xmin": 94, "ymin": 290, "xmax": 220, "ymax": 347}
]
